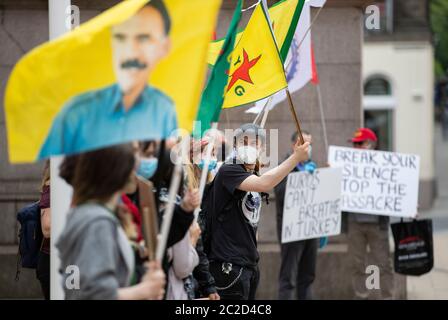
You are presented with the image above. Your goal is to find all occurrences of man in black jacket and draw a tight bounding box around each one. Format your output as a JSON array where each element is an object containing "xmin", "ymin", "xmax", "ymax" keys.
[
  {"xmin": 206, "ymin": 124, "xmax": 310, "ymax": 300},
  {"xmin": 274, "ymin": 131, "xmax": 318, "ymax": 300}
]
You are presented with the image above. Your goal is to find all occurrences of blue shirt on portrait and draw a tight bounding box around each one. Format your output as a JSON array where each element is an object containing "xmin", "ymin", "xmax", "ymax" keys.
[{"xmin": 38, "ymin": 84, "xmax": 178, "ymax": 159}]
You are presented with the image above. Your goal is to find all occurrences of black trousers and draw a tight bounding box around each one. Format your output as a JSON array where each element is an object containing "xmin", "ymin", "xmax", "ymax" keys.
[
  {"xmin": 210, "ymin": 261, "xmax": 260, "ymax": 300},
  {"xmin": 278, "ymin": 239, "xmax": 318, "ymax": 300},
  {"xmin": 36, "ymin": 251, "xmax": 50, "ymax": 300}
]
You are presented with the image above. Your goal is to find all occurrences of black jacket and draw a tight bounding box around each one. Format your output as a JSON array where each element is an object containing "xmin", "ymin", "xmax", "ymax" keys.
[
  {"xmin": 193, "ymin": 234, "xmax": 217, "ymax": 297},
  {"xmin": 160, "ymin": 204, "xmax": 195, "ymax": 276},
  {"xmin": 163, "ymin": 204, "xmax": 195, "ymax": 249}
]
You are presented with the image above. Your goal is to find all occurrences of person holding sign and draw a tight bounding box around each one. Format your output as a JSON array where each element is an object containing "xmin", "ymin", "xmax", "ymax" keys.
[
  {"xmin": 274, "ymin": 131, "xmax": 319, "ymax": 300},
  {"xmin": 346, "ymin": 128, "xmax": 394, "ymax": 299},
  {"xmin": 206, "ymin": 124, "xmax": 309, "ymax": 300}
]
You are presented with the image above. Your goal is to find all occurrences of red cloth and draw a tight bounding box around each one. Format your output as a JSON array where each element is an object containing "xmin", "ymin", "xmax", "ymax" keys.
[
  {"xmin": 121, "ymin": 194, "xmax": 143, "ymax": 242},
  {"xmin": 39, "ymin": 185, "xmax": 51, "ymax": 253},
  {"xmin": 311, "ymin": 44, "xmax": 319, "ymax": 85},
  {"xmin": 39, "ymin": 185, "xmax": 50, "ymax": 209}
]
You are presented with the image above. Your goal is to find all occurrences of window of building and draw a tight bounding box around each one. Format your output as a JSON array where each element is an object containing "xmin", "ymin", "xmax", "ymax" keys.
[{"xmin": 363, "ymin": 75, "xmax": 394, "ymax": 151}]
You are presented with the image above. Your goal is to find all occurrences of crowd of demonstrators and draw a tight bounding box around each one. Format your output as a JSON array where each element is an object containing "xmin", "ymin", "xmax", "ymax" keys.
[
  {"xmin": 37, "ymin": 160, "xmax": 51, "ymax": 300},
  {"xmin": 31, "ymin": 122, "xmax": 399, "ymax": 301},
  {"xmin": 346, "ymin": 128, "xmax": 394, "ymax": 300},
  {"xmin": 274, "ymin": 131, "xmax": 318, "ymax": 300},
  {"xmin": 49, "ymin": 123, "xmax": 311, "ymax": 301}
]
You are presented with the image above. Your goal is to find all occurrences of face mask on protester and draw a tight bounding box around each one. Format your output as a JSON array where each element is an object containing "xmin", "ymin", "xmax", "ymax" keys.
[
  {"xmin": 198, "ymin": 158, "xmax": 218, "ymax": 171},
  {"xmin": 137, "ymin": 158, "xmax": 158, "ymax": 179},
  {"xmin": 236, "ymin": 146, "xmax": 258, "ymax": 165}
]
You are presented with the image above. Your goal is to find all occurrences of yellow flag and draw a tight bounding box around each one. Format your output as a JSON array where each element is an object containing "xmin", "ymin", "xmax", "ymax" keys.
[
  {"xmin": 222, "ymin": 3, "xmax": 287, "ymax": 109},
  {"xmin": 5, "ymin": 0, "xmax": 221, "ymax": 163},
  {"xmin": 207, "ymin": 0, "xmax": 301, "ymax": 66}
]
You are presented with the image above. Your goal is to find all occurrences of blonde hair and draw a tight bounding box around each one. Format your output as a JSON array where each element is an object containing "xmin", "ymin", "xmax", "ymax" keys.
[
  {"xmin": 40, "ymin": 160, "xmax": 50, "ymax": 191},
  {"xmin": 185, "ymin": 164, "xmax": 212, "ymax": 190}
]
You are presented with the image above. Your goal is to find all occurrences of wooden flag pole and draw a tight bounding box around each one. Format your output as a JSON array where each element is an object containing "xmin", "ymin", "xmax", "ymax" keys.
[
  {"xmin": 282, "ymin": 4, "xmax": 325, "ymax": 146},
  {"xmin": 285, "ymin": 88, "xmax": 305, "ymax": 145},
  {"xmin": 137, "ymin": 176, "xmax": 159, "ymax": 261}
]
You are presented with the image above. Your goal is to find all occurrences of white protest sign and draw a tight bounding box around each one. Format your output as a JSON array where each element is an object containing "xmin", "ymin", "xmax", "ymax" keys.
[
  {"xmin": 328, "ymin": 146, "xmax": 420, "ymax": 218},
  {"xmin": 281, "ymin": 168, "xmax": 342, "ymax": 244}
]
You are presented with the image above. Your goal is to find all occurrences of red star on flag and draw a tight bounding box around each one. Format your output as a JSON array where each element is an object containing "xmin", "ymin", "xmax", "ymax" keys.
[{"xmin": 226, "ymin": 49, "xmax": 261, "ymax": 91}]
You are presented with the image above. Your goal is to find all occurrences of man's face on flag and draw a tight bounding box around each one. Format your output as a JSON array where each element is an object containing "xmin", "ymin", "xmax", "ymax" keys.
[{"xmin": 112, "ymin": 6, "xmax": 171, "ymax": 94}]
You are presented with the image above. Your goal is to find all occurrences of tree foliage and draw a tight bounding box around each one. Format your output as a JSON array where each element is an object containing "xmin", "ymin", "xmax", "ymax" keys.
[{"xmin": 431, "ymin": 0, "xmax": 448, "ymax": 78}]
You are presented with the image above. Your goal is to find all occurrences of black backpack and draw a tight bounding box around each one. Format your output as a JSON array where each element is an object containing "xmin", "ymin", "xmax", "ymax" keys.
[{"xmin": 16, "ymin": 202, "xmax": 43, "ymax": 276}]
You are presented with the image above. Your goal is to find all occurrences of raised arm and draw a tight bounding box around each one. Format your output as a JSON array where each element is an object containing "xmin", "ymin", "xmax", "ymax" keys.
[{"xmin": 238, "ymin": 141, "xmax": 310, "ymax": 193}]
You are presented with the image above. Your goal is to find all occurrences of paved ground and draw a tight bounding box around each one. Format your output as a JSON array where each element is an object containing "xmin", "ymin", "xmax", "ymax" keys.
[{"xmin": 407, "ymin": 124, "xmax": 448, "ymax": 299}]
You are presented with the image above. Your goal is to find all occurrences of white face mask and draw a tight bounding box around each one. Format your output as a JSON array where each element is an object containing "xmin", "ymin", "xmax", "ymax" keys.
[{"xmin": 236, "ymin": 146, "xmax": 258, "ymax": 164}]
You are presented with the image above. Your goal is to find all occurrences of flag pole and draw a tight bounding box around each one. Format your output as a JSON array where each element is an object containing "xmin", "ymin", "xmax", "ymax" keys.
[
  {"xmin": 283, "ymin": 4, "xmax": 325, "ymax": 146},
  {"xmin": 285, "ymin": 88, "xmax": 305, "ymax": 145},
  {"xmin": 49, "ymin": 0, "xmax": 71, "ymax": 301},
  {"xmin": 155, "ymin": 137, "xmax": 187, "ymax": 261},
  {"xmin": 253, "ymin": 96, "xmax": 272, "ymax": 125},
  {"xmin": 296, "ymin": 5, "xmax": 324, "ymax": 50},
  {"xmin": 316, "ymin": 83, "xmax": 329, "ymax": 153},
  {"xmin": 193, "ymin": 122, "xmax": 219, "ymax": 222},
  {"xmin": 260, "ymin": 100, "xmax": 271, "ymax": 128}
]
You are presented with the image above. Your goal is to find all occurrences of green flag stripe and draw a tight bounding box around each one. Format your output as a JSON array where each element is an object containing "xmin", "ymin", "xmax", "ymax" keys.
[
  {"xmin": 279, "ymin": 0, "xmax": 306, "ymax": 61},
  {"xmin": 196, "ymin": 0, "xmax": 243, "ymax": 136}
]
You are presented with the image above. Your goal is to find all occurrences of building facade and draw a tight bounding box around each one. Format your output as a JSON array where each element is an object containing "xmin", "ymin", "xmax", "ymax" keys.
[{"xmin": 363, "ymin": 0, "xmax": 435, "ymax": 209}]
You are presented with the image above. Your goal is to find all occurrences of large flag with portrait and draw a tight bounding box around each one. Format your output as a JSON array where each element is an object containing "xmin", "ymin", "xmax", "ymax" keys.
[{"xmin": 4, "ymin": 0, "xmax": 221, "ymax": 162}]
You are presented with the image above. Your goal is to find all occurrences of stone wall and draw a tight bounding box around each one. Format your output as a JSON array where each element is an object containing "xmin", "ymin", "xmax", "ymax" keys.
[{"xmin": 0, "ymin": 6, "xmax": 100, "ymax": 298}]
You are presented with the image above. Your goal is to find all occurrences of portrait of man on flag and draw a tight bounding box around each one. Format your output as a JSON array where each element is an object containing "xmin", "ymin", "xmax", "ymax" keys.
[
  {"xmin": 4, "ymin": 0, "xmax": 221, "ymax": 163},
  {"xmin": 39, "ymin": 0, "xmax": 177, "ymax": 159}
]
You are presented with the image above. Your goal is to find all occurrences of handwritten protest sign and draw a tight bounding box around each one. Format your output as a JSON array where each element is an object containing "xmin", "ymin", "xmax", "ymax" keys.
[
  {"xmin": 281, "ymin": 168, "xmax": 342, "ymax": 244},
  {"xmin": 328, "ymin": 146, "xmax": 420, "ymax": 218}
]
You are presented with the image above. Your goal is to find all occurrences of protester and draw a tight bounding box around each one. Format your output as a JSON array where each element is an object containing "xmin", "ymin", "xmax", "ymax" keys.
[
  {"xmin": 185, "ymin": 138, "xmax": 215, "ymax": 189},
  {"xmin": 134, "ymin": 139, "xmax": 203, "ymax": 299},
  {"xmin": 204, "ymin": 129, "xmax": 228, "ymax": 176},
  {"xmin": 206, "ymin": 123, "xmax": 309, "ymax": 300},
  {"xmin": 36, "ymin": 160, "xmax": 51, "ymax": 300},
  {"xmin": 346, "ymin": 128, "xmax": 394, "ymax": 299},
  {"xmin": 166, "ymin": 212, "xmax": 201, "ymax": 300},
  {"xmin": 135, "ymin": 140, "xmax": 196, "ymax": 254},
  {"xmin": 183, "ymin": 137, "xmax": 220, "ymax": 300},
  {"xmin": 274, "ymin": 130, "xmax": 318, "ymax": 300},
  {"xmin": 56, "ymin": 144, "xmax": 166, "ymax": 300},
  {"xmin": 119, "ymin": 172, "xmax": 147, "ymax": 282}
]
